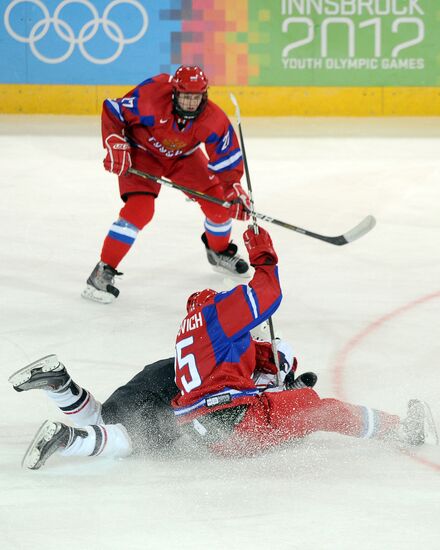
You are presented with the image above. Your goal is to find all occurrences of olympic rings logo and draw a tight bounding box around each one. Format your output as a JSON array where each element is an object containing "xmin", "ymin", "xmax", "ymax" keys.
[{"xmin": 4, "ymin": 0, "xmax": 149, "ymax": 64}]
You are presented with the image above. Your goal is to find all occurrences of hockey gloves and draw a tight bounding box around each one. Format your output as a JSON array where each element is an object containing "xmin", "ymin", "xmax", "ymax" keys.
[
  {"xmin": 253, "ymin": 340, "xmax": 298, "ymax": 387},
  {"xmin": 243, "ymin": 225, "xmax": 278, "ymax": 266},
  {"xmin": 103, "ymin": 134, "xmax": 132, "ymax": 176},
  {"xmin": 225, "ymin": 183, "xmax": 251, "ymax": 221}
]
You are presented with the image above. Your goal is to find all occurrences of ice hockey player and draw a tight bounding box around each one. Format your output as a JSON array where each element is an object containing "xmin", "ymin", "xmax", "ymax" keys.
[
  {"xmin": 82, "ymin": 64, "xmax": 251, "ymax": 304},
  {"xmin": 11, "ymin": 227, "xmax": 436, "ymax": 469},
  {"xmin": 171, "ymin": 225, "xmax": 438, "ymax": 456},
  {"xmin": 10, "ymin": 355, "xmax": 180, "ymax": 469},
  {"xmin": 9, "ymin": 345, "xmax": 314, "ymax": 470}
]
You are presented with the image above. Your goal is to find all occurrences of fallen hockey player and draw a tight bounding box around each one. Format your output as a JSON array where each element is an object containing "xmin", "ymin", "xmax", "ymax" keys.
[{"xmin": 10, "ymin": 227, "xmax": 437, "ymax": 469}]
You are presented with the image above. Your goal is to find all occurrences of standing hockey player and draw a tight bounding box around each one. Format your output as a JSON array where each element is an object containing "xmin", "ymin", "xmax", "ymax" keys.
[
  {"xmin": 172, "ymin": 225, "xmax": 438, "ymax": 456},
  {"xmin": 82, "ymin": 65, "xmax": 251, "ymax": 304}
]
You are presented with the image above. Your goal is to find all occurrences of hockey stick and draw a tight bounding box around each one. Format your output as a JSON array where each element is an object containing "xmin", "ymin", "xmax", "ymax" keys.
[
  {"xmin": 127, "ymin": 168, "xmax": 376, "ymax": 246},
  {"xmin": 230, "ymin": 92, "xmax": 281, "ymax": 385}
]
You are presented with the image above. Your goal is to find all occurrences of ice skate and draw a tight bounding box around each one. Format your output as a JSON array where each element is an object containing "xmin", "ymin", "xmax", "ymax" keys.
[
  {"xmin": 399, "ymin": 399, "xmax": 439, "ymax": 446},
  {"xmin": 8, "ymin": 354, "xmax": 70, "ymax": 393},
  {"xmin": 22, "ymin": 420, "xmax": 87, "ymax": 470},
  {"xmin": 285, "ymin": 371, "xmax": 318, "ymax": 390},
  {"xmin": 82, "ymin": 261, "xmax": 122, "ymax": 304},
  {"xmin": 201, "ymin": 233, "xmax": 250, "ymax": 278}
]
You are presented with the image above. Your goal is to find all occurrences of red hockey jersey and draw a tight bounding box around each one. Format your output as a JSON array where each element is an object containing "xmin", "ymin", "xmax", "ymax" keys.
[
  {"xmin": 172, "ymin": 264, "xmax": 282, "ymax": 422},
  {"xmin": 102, "ymin": 74, "xmax": 243, "ymax": 184}
]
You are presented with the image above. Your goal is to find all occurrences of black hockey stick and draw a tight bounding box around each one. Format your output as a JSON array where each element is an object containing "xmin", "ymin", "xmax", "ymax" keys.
[
  {"xmin": 230, "ymin": 92, "xmax": 281, "ymax": 384},
  {"xmin": 127, "ymin": 168, "xmax": 376, "ymax": 246}
]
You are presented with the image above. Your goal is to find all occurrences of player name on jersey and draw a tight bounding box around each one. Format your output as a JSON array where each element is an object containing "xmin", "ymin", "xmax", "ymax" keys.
[{"xmin": 178, "ymin": 312, "xmax": 204, "ymax": 336}]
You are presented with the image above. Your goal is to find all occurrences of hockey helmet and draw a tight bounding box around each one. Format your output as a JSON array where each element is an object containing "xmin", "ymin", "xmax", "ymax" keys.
[
  {"xmin": 186, "ymin": 288, "xmax": 216, "ymax": 313},
  {"xmin": 172, "ymin": 65, "xmax": 208, "ymax": 120}
]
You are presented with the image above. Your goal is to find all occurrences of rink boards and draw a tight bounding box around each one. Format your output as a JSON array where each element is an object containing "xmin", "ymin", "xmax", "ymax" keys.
[{"xmin": 1, "ymin": 84, "xmax": 440, "ymax": 116}]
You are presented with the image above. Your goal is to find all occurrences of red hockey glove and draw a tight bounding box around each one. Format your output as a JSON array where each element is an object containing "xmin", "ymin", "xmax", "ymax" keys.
[
  {"xmin": 103, "ymin": 134, "xmax": 132, "ymax": 176},
  {"xmin": 254, "ymin": 340, "xmax": 298, "ymax": 386},
  {"xmin": 243, "ymin": 225, "xmax": 278, "ymax": 266},
  {"xmin": 255, "ymin": 341, "xmax": 278, "ymax": 375},
  {"xmin": 225, "ymin": 183, "xmax": 251, "ymax": 221}
]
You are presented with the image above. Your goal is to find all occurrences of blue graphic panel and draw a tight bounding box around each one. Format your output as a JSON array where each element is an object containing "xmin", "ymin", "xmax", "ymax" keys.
[{"xmin": 0, "ymin": 0, "xmax": 183, "ymax": 84}]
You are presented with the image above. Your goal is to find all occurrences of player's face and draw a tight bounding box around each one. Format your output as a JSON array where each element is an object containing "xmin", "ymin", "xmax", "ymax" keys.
[{"xmin": 177, "ymin": 92, "xmax": 203, "ymax": 112}]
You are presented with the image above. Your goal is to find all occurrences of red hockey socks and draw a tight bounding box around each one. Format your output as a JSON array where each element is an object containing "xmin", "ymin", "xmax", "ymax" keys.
[
  {"xmin": 101, "ymin": 194, "xmax": 155, "ymax": 268},
  {"xmin": 203, "ymin": 218, "xmax": 232, "ymax": 252}
]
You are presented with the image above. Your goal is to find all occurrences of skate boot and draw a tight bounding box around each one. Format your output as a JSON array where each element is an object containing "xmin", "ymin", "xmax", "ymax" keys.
[
  {"xmin": 285, "ymin": 371, "xmax": 318, "ymax": 390},
  {"xmin": 8, "ymin": 354, "xmax": 70, "ymax": 393},
  {"xmin": 398, "ymin": 399, "xmax": 439, "ymax": 446},
  {"xmin": 81, "ymin": 261, "xmax": 122, "ymax": 304},
  {"xmin": 201, "ymin": 233, "xmax": 249, "ymax": 278},
  {"xmin": 22, "ymin": 420, "xmax": 88, "ymax": 470}
]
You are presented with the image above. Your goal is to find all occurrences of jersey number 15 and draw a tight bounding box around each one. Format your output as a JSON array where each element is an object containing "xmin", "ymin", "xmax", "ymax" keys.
[{"xmin": 175, "ymin": 337, "xmax": 202, "ymax": 393}]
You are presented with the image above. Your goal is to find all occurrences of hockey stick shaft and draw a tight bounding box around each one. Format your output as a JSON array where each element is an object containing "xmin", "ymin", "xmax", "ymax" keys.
[
  {"xmin": 127, "ymin": 168, "xmax": 376, "ymax": 246},
  {"xmin": 230, "ymin": 93, "xmax": 281, "ymax": 383}
]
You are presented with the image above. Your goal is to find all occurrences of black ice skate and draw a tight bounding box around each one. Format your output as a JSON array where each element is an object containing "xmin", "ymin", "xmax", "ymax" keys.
[
  {"xmin": 201, "ymin": 233, "xmax": 249, "ymax": 278},
  {"xmin": 285, "ymin": 371, "xmax": 318, "ymax": 390},
  {"xmin": 22, "ymin": 420, "xmax": 87, "ymax": 470},
  {"xmin": 81, "ymin": 261, "xmax": 122, "ymax": 304},
  {"xmin": 399, "ymin": 399, "xmax": 439, "ymax": 446},
  {"xmin": 8, "ymin": 354, "xmax": 70, "ymax": 393}
]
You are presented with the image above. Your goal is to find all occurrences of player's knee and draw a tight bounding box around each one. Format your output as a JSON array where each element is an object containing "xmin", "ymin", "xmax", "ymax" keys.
[
  {"xmin": 120, "ymin": 194, "xmax": 155, "ymax": 229},
  {"xmin": 201, "ymin": 204, "xmax": 230, "ymax": 224}
]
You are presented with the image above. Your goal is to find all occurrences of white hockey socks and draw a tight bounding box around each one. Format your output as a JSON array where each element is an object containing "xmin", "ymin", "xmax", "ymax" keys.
[
  {"xmin": 60, "ymin": 424, "xmax": 132, "ymax": 459},
  {"xmin": 45, "ymin": 382, "xmax": 103, "ymax": 426}
]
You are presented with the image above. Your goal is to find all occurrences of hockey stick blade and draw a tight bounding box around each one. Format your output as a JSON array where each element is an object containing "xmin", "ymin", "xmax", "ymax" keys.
[
  {"xmin": 254, "ymin": 213, "xmax": 376, "ymax": 246},
  {"xmin": 423, "ymin": 401, "xmax": 439, "ymax": 446},
  {"xmin": 340, "ymin": 215, "xmax": 377, "ymax": 245}
]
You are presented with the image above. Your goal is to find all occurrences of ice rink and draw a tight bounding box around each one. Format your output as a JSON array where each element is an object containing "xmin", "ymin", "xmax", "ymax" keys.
[{"xmin": 1, "ymin": 115, "xmax": 439, "ymax": 549}]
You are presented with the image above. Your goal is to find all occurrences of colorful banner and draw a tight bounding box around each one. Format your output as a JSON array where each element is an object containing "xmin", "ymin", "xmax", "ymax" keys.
[
  {"xmin": 248, "ymin": 0, "xmax": 440, "ymax": 86},
  {"xmin": 0, "ymin": 0, "xmax": 180, "ymax": 84},
  {"xmin": 1, "ymin": 0, "xmax": 439, "ymax": 86}
]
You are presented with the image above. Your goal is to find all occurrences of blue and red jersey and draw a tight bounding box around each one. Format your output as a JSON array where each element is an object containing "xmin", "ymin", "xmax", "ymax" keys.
[
  {"xmin": 102, "ymin": 73, "xmax": 243, "ymax": 185},
  {"xmin": 172, "ymin": 264, "xmax": 282, "ymax": 422}
]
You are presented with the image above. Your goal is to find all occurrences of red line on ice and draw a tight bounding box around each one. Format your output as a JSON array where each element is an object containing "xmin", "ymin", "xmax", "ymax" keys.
[{"xmin": 331, "ymin": 290, "xmax": 440, "ymax": 472}]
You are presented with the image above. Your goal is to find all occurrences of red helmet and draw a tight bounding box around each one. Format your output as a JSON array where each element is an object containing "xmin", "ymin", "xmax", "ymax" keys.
[
  {"xmin": 172, "ymin": 65, "xmax": 208, "ymax": 93},
  {"xmin": 172, "ymin": 65, "xmax": 208, "ymax": 120},
  {"xmin": 186, "ymin": 288, "xmax": 216, "ymax": 313}
]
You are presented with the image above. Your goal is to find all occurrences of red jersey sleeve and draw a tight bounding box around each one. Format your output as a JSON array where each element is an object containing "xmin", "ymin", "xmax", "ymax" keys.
[
  {"xmin": 213, "ymin": 264, "xmax": 282, "ymax": 340},
  {"xmin": 101, "ymin": 74, "xmax": 171, "ymax": 147},
  {"xmin": 202, "ymin": 103, "xmax": 244, "ymax": 185}
]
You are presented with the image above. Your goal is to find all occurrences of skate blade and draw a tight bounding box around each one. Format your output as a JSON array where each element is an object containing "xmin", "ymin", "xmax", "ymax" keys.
[
  {"xmin": 8, "ymin": 355, "xmax": 59, "ymax": 389},
  {"xmin": 81, "ymin": 285, "xmax": 115, "ymax": 304},
  {"xmin": 422, "ymin": 402, "xmax": 439, "ymax": 445},
  {"xmin": 22, "ymin": 420, "xmax": 57, "ymax": 470},
  {"xmin": 211, "ymin": 265, "xmax": 251, "ymax": 279}
]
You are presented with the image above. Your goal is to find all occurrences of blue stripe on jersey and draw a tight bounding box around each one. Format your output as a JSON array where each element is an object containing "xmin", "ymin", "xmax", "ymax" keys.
[
  {"xmin": 206, "ymin": 132, "xmax": 219, "ymax": 144},
  {"xmin": 203, "ymin": 304, "xmax": 252, "ymax": 364},
  {"xmin": 140, "ymin": 115, "xmax": 155, "ymax": 126},
  {"xmin": 137, "ymin": 77, "xmax": 154, "ymax": 87},
  {"xmin": 211, "ymin": 268, "xmax": 282, "ymax": 340},
  {"xmin": 243, "ymin": 285, "xmax": 259, "ymax": 318},
  {"xmin": 215, "ymin": 125, "xmax": 234, "ymax": 154},
  {"xmin": 173, "ymin": 387, "xmax": 261, "ymax": 417},
  {"xmin": 206, "ymin": 126, "xmax": 234, "ymax": 153},
  {"xmin": 105, "ymin": 99, "xmax": 124, "ymax": 122},
  {"xmin": 208, "ymin": 149, "xmax": 243, "ymax": 173}
]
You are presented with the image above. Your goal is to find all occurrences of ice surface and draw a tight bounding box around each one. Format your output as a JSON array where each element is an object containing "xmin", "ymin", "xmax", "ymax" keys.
[{"xmin": 1, "ymin": 115, "xmax": 439, "ymax": 550}]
